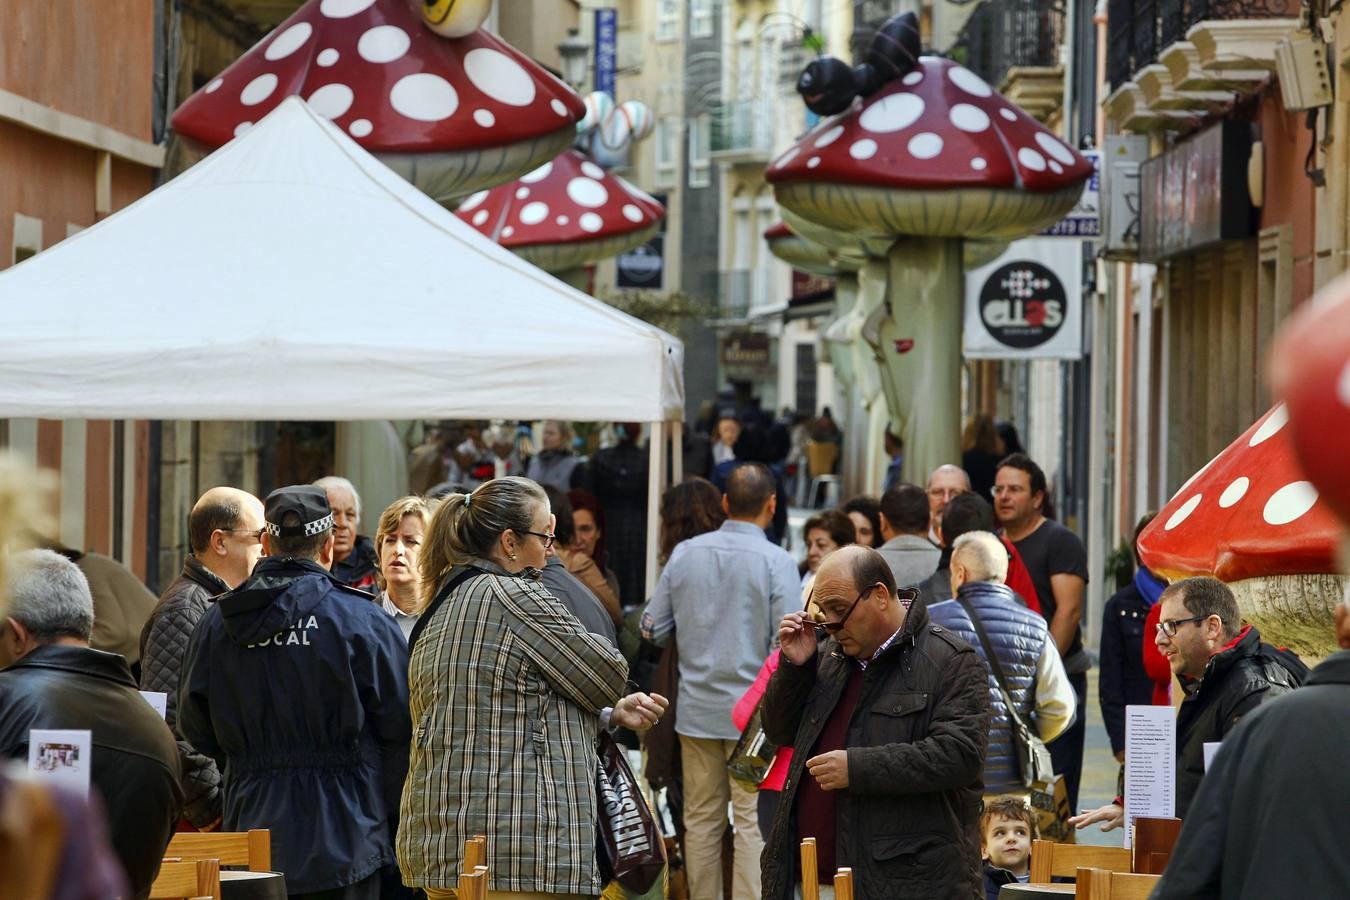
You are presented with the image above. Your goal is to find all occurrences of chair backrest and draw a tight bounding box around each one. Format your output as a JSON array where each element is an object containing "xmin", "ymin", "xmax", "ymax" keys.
[
  {"xmin": 833, "ymin": 866, "xmax": 855, "ymax": 900},
  {"xmin": 1075, "ymin": 867, "xmax": 1161, "ymax": 900},
  {"xmin": 463, "ymin": 834, "xmax": 487, "ymax": 873},
  {"xmin": 457, "ymin": 867, "xmax": 487, "ymax": 900},
  {"xmin": 1030, "ymin": 840, "xmax": 1133, "ymax": 882},
  {"xmin": 799, "ymin": 838, "xmax": 819, "ymax": 900},
  {"xmin": 150, "ymin": 858, "xmax": 221, "ymax": 900},
  {"xmin": 166, "ymin": 830, "xmax": 271, "ymax": 872},
  {"xmin": 1131, "ymin": 816, "xmax": 1183, "ymax": 874}
]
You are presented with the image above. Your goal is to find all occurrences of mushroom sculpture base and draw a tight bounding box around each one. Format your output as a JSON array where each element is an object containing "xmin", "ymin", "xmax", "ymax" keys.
[{"xmin": 869, "ymin": 237, "xmax": 964, "ymax": 482}]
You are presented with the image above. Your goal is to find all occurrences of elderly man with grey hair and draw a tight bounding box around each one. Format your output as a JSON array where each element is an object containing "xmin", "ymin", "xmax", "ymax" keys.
[
  {"xmin": 925, "ymin": 463, "xmax": 971, "ymax": 544},
  {"xmin": 0, "ymin": 548, "xmax": 182, "ymax": 898},
  {"xmin": 925, "ymin": 531, "xmax": 1074, "ymax": 796},
  {"xmin": 315, "ymin": 475, "xmax": 379, "ymax": 593},
  {"xmin": 1151, "ymin": 588, "xmax": 1350, "ymax": 898}
]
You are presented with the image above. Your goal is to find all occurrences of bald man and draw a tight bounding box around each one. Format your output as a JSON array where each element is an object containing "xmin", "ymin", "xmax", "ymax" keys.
[
  {"xmin": 926, "ymin": 463, "xmax": 971, "ymax": 544},
  {"xmin": 140, "ymin": 486, "xmax": 265, "ymax": 828}
]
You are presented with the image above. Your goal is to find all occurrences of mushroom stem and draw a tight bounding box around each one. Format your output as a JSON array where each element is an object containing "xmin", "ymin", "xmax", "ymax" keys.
[
  {"xmin": 876, "ymin": 236, "xmax": 963, "ymax": 482},
  {"xmin": 823, "ymin": 273, "xmax": 870, "ymax": 498}
]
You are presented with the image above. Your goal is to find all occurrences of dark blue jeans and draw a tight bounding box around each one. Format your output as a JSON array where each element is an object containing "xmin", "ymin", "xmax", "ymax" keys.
[{"xmin": 1049, "ymin": 671, "xmax": 1087, "ymax": 813}]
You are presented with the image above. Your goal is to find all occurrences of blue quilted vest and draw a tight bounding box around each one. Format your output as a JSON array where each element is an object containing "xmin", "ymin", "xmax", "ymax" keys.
[{"xmin": 927, "ymin": 582, "xmax": 1051, "ymax": 795}]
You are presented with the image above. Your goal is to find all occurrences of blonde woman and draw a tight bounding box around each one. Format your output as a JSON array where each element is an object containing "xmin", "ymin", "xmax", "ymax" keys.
[
  {"xmin": 398, "ymin": 476, "xmax": 662, "ymax": 899},
  {"xmin": 374, "ymin": 495, "xmax": 438, "ymax": 641}
]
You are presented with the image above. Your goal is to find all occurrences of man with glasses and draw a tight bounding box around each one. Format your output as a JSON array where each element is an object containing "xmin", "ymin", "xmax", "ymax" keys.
[
  {"xmin": 1070, "ymin": 576, "xmax": 1305, "ymax": 833},
  {"xmin": 759, "ymin": 545, "xmax": 991, "ymax": 900},
  {"xmin": 139, "ymin": 486, "xmax": 265, "ymax": 830},
  {"xmin": 641, "ymin": 462, "xmax": 800, "ymax": 900}
]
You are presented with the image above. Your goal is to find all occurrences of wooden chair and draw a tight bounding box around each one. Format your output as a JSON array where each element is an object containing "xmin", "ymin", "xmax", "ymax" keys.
[
  {"xmin": 800, "ymin": 838, "xmax": 819, "ymax": 900},
  {"xmin": 1075, "ymin": 866, "xmax": 1162, "ymax": 900},
  {"xmin": 833, "ymin": 866, "xmax": 855, "ymax": 900},
  {"xmin": 166, "ymin": 829, "xmax": 271, "ymax": 872},
  {"xmin": 150, "ymin": 858, "xmax": 221, "ymax": 900},
  {"xmin": 1131, "ymin": 816, "xmax": 1182, "ymax": 875},
  {"xmin": 457, "ymin": 835, "xmax": 488, "ymax": 899},
  {"xmin": 1030, "ymin": 839, "xmax": 1132, "ymax": 883}
]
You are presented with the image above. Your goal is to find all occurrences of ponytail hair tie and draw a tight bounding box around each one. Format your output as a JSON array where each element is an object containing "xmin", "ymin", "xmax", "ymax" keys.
[{"xmin": 463, "ymin": 492, "xmax": 472, "ymax": 510}]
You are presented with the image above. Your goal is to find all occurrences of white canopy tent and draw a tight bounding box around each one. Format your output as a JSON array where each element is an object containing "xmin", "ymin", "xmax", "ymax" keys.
[{"xmin": 0, "ymin": 98, "xmax": 684, "ymax": 589}]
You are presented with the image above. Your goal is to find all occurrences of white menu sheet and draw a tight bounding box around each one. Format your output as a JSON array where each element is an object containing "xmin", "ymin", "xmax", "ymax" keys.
[
  {"xmin": 26, "ymin": 728, "xmax": 92, "ymax": 798},
  {"xmin": 140, "ymin": 690, "xmax": 168, "ymax": 719},
  {"xmin": 1124, "ymin": 704, "xmax": 1175, "ymax": 850}
]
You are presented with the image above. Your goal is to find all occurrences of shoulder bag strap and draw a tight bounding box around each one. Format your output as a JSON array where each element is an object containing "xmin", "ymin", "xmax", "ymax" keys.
[
  {"xmin": 955, "ymin": 595, "xmax": 1035, "ymax": 735},
  {"xmin": 407, "ymin": 566, "xmax": 482, "ymax": 654}
]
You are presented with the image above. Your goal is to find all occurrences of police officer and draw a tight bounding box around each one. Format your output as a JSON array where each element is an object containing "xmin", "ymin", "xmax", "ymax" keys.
[{"xmin": 179, "ymin": 486, "xmax": 411, "ymax": 900}]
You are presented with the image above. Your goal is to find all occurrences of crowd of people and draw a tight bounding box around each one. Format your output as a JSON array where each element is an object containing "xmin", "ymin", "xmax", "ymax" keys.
[{"xmin": 0, "ymin": 411, "xmax": 1346, "ymax": 899}]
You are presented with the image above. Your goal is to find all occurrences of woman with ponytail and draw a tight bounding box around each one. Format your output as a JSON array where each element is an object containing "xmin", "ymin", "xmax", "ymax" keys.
[{"xmin": 397, "ymin": 476, "xmax": 633, "ymax": 899}]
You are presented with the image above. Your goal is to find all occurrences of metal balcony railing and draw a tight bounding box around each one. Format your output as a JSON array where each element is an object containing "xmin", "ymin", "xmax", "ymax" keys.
[
  {"xmin": 710, "ymin": 100, "xmax": 775, "ymax": 157},
  {"xmin": 1107, "ymin": 0, "xmax": 1299, "ymax": 90},
  {"xmin": 960, "ymin": 0, "xmax": 1064, "ymax": 91}
]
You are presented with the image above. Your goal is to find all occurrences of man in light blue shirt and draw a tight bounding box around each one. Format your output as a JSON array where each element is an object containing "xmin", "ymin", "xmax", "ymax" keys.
[{"xmin": 642, "ymin": 462, "xmax": 800, "ymax": 900}]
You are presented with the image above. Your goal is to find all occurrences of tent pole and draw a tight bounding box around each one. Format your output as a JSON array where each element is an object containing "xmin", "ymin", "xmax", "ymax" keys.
[
  {"xmin": 645, "ymin": 420, "xmax": 665, "ymax": 602},
  {"xmin": 671, "ymin": 420, "xmax": 683, "ymax": 485}
]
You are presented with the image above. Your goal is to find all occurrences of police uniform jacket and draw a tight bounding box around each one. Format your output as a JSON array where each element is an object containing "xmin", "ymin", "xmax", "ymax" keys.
[{"xmin": 178, "ymin": 556, "xmax": 411, "ymax": 894}]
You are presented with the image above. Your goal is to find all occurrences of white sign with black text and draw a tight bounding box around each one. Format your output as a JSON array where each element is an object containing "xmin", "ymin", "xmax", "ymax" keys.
[
  {"xmin": 963, "ymin": 238, "xmax": 1084, "ymax": 360},
  {"xmin": 1124, "ymin": 705, "xmax": 1176, "ymax": 850}
]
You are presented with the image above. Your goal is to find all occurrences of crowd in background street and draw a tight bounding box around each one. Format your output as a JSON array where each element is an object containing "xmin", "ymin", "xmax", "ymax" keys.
[{"xmin": 0, "ymin": 406, "xmax": 1346, "ymax": 900}]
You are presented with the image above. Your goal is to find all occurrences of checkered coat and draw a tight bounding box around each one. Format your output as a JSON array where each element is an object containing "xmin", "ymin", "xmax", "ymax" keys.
[{"xmin": 397, "ymin": 559, "xmax": 629, "ymax": 894}]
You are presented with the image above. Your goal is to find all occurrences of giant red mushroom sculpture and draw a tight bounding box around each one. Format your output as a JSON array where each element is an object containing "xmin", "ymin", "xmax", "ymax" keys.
[
  {"xmin": 766, "ymin": 17, "xmax": 1091, "ymax": 480},
  {"xmin": 171, "ymin": 0, "xmax": 583, "ymax": 203},
  {"xmin": 455, "ymin": 149, "xmax": 664, "ymax": 287},
  {"xmin": 1136, "ymin": 403, "xmax": 1344, "ymax": 652}
]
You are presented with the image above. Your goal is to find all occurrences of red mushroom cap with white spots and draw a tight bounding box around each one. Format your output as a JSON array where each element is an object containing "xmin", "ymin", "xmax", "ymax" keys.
[
  {"xmin": 455, "ymin": 149, "xmax": 664, "ymax": 273},
  {"xmin": 1271, "ymin": 276, "xmax": 1350, "ymax": 525},
  {"xmin": 765, "ymin": 56, "xmax": 1092, "ymax": 240},
  {"xmin": 171, "ymin": 0, "xmax": 584, "ymax": 201},
  {"xmin": 1136, "ymin": 403, "xmax": 1341, "ymax": 582}
]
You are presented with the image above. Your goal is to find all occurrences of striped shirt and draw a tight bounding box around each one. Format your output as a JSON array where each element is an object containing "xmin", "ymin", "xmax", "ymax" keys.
[{"xmin": 397, "ymin": 558, "xmax": 628, "ymax": 893}]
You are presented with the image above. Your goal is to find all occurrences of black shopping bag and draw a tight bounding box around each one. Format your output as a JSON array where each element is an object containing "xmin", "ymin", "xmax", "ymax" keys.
[{"xmin": 596, "ymin": 730, "xmax": 667, "ymax": 893}]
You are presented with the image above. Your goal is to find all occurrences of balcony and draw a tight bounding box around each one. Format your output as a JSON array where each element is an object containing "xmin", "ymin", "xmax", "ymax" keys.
[
  {"xmin": 710, "ymin": 100, "xmax": 775, "ymax": 163},
  {"xmin": 960, "ymin": 0, "xmax": 1064, "ymax": 121},
  {"xmin": 1105, "ymin": 0, "xmax": 1299, "ymax": 132}
]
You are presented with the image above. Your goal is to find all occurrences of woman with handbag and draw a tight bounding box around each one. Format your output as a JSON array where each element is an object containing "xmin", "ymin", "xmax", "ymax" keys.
[{"xmin": 398, "ymin": 476, "xmax": 656, "ymax": 899}]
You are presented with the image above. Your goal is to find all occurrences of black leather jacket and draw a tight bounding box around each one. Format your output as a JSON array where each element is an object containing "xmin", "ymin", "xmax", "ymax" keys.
[
  {"xmin": 760, "ymin": 599, "xmax": 991, "ymax": 900},
  {"xmin": 1174, "ymin": 624, "xmax": 1301, "ymax": 817},
  {"xmin": 0, "ymin": 644, "xmax": 182, "ymax": 899}
]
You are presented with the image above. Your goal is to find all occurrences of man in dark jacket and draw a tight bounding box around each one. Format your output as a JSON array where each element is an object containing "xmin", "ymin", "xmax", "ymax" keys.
[
  {"xmin": 1071, "ymin": 576, "xmax": 1303, "ymax": 832},
  {"xmin": 179, "ymin": 485, "xmax": 411, "ymax": 900},
  {"xmin": 139, "ymin": 486, "xmax": 265, "ymax": 828},
  {"xmin": 0, "ymin": 549, "xmax": 182, "ymax": 899},
  {"xmin": 761, "ymin": 545, "xmax": 990, "ymax": 900},
  {"xmin": 1152, "ymin": 592, "xmax": 1350, "ymax": 899}
]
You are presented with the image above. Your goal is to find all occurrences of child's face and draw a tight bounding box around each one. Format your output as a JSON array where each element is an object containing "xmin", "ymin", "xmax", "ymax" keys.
[{"xmin": 983, "ymin": 814, "xmax": 1033, "ymax": 873}]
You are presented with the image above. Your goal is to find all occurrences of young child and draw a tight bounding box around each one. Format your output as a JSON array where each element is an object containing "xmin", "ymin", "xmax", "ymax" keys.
[{"xmin": 982, "ymin": 796, "xmax": 1038, "ymax": 900}]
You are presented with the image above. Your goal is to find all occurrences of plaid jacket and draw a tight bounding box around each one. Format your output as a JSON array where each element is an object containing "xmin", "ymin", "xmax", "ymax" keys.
[{"xmin": 397, "ymin": 559, "xmax": 629, "ymax": 893}]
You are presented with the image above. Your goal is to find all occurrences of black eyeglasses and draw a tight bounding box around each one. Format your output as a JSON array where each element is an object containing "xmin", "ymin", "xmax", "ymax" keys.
[
  {"xmin": 806, "ymin": 583, "xmax": 918, "ymax": 634},
  {"xmin": 1156, "ymin": 614, "xmax": 1209, "ymax": 637},
  {"xmin": 520, "ymin": 530, "xmax": 556, "ymax": 550}
]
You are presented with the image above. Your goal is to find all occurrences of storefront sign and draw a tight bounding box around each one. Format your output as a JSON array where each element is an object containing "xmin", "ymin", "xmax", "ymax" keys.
[
  {"xmin": 721, "ymin": 333, "xmax": 771, "ymax": 366},
  {"xmin": 1040, "ymin": 149, "xmax": 1099, "ymax": 238},
  {"xmin": 1102, "ymin": 135, "xmax": 1149, "ymax": 259},
  {"xmin": 964, "ymin": 238, "xmax": 1083, "ymax": 360},
  {"xmin": 1139, "ymin": 121, "xmax": 1255, "ymax": 262},
  {"xmin": 616, "ymin": 233, "xmax": 663, "ymax": 289},
  {"xmin": 791, "ymin": 268, "xmax": 834, "ymax": 300},
  {"xmin": 594, "ymin": 8, "xmax": 617, "ymax": 99}
]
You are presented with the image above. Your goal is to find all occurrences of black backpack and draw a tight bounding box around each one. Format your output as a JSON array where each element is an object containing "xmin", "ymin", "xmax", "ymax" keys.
[{"xmin": 1254, "ymin": 642, "xmax": 1310, "ymax": 690}]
